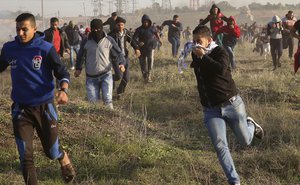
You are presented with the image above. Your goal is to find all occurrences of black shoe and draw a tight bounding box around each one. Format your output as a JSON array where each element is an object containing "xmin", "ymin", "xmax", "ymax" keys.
[
  {"xmin": 278, "ymin": 62, "xmax": 281, "ymax": 67},
  {"xmin": 247, "ymin": 117, "xmax": 264, "ymax": 139}
]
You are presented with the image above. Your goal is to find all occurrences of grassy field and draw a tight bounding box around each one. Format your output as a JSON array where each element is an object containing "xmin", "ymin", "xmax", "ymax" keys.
[{"xmin": 0, "ymin": 36, "xmax": 300, "ymax": 185}]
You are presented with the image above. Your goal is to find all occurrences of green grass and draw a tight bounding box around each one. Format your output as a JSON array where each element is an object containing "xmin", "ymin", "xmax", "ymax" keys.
[{"xmin": 0, "ymin": 37, "xmax": 300, "ymax": 185}]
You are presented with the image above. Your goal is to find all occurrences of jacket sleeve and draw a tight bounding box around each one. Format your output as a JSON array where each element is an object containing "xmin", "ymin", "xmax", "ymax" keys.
[
  {"xmin": 221, "ymin": 14, "xmax": 228, "ymax": 22},
  {"xmin": 178, "ymin": 22, "xmax": 183, "ymax": 31},
  {"xmin": 200, "ymin": 15, "xmax": 210, "ymax": 25},
  {"xmin": 62, "ymin": 31, "xmax": 70, "ymax": 49},
  {"xmin": 126, "ymin": 30, "xmax": 139, "ymax": 50},
  {"xmin": 0, "ymin": 48, "xmax": 9, "ymax": 73},
  {"xmin": 233, "ymin": 26, "xmax": 241, "ymax": 38},
  {"xmin": 75, "ymin": 38, "xmax": 87, "ymax": 70},
  {"xmin": 107, "ymin": 36, "xmax": 126, "ymax": 65},
  {"xmin": 46, "ymin": 47, "xmax": 70, "ymax": 84},
  {"xmin": 192, "ymin": 47, "xmax": 229, "ymax": 75}
]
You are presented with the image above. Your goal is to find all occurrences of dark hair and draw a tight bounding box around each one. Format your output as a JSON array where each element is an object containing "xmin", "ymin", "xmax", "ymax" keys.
[
  {"xmin": 192, "ymin": 25, "xmax": 211, "ymax": 37},
  {"xmin": 50, "ymin": 17, "xmax": 59, "ymax": 24},
  {"xmin": 288, "ymin": 10, "xmax": 293, "ymax": 14},
  {"xmin": 15, "ymin": 13, "xmax": 36, "ymax": 27},
  {"xmin": 90, "ymin": 19, "xmax": 103, "ymax": 30},
  {"xmin": 173, "ymin": 14, "xmax": 179, "ymax": 19},
  {"xmin": 112, "ymin": 12, "xmax": 117, "ymax": 17}
]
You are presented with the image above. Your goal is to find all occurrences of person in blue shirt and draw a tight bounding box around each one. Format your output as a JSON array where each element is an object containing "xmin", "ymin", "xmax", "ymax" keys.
[{"xmin": 0, "ymin": 13, "xmax": 75, "ymax": 185}]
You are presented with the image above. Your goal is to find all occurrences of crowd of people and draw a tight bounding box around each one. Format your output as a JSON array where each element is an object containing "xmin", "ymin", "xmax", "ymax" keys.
[{"xmin": 0, "ymin": 4, "xmax": 300, "ymax": 185}]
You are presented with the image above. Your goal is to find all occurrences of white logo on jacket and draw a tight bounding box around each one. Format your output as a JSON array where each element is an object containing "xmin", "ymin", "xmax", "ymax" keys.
[{"xmin": 32, "ymin": 55, "xmax": 42, "ymax": 70}]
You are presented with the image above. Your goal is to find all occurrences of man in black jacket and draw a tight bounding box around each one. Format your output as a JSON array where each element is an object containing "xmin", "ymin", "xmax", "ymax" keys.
[
  {"xmin": 108, "ymin": 17, "xmax": 140, "ymax": 96},
  {"xmin": 191, "ymin": 25, "xmax": 264, "ymax": 185},
  {"xmin": 64, "ymin": 21, "xmax": 81, "ymax": 70},
  {"xmin": 133, "ymin": 14, "xmax": 162, "ymax": 83},
  {"xmin": 44, "ymin": 17, "xmax": 70, "ymax": 57},
  {"xmin": 161, "ymin": 15, "xmax": 183, "ymax": 57},
  {"xmin": 103, "ymin": 12, "xmax": 118, "ymax": 32}
]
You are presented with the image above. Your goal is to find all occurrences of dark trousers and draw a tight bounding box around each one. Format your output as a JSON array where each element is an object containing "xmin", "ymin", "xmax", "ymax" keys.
[
  {"xmin": 139, "ymin": 49, "xmax": 154, "ymax": 79},
  {"xmin": 283, "ymin": 35, "xmax": 294, "ymax": 58},
  {"xmin": 270, "ymin": 38, "xmax": 283, "ymax": 68},
  {"xmin": 113, "ymin": 58, "xmax": 130, "ymax": 94},
  {"xmin": 12, "ymin": 102, "xmax": 63, "ymax": 185}
]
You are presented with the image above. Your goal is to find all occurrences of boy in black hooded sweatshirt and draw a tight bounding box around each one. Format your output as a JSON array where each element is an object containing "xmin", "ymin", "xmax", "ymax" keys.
[{"xmin": 133, "ymin": 14, "xmax": 162, "ymax": 83}]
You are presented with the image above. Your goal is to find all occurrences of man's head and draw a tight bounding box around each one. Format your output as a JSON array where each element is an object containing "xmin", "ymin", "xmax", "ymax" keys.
[
  {"xmin": 287, "ymin": 10, "xmax": 294, "ymax": 20},
  {"xmin": 173, "ymin": 15, "xmax": 179, "ymax": 23},
  {"xmin": 192, "ymin": 25, "xmax": 212, "ymax": 48},
  {"xmin": 68, "ymin": 21, "xmax": 74, "ymax": 28},
  {"xmin": 112, "ymin": 12, "xmax": 117, "ymax": 20},
  {"xmin": 15, "ymin": 13, "xmax": 37, "ymax": 43},
  {"xmin": 90, "ymin": 19, "xmax": 103, "ymax": 42},
  {"xmin": 142, "ymin": 20, "xmax": 150, "ymax": 28},
  {"xmin": 115, "ymin": 17, "xmax": 126, "ymax": 32},
  {"xmin": 50, "ymin": 17, "xmax": 59, "ymax": 30},
  {"xmin": 90, "ymin": 19, "xmax": 103, "ymax": 32}
]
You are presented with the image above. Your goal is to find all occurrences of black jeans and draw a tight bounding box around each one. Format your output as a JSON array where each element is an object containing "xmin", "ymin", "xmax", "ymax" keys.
[
  {"xmin": 283, "ymin": 35, "xmax": 294, "ymax": 58},
  {"xmin": 270, "ymin": 38, "xmax": 283, "ymax": 68},
  {"xmin": 12, "ymin": 102, "xmax": 63, "ymax": 185},
  {"xmin": 139, "ymin": 49, "xmax": 154, "ymax": 78}
]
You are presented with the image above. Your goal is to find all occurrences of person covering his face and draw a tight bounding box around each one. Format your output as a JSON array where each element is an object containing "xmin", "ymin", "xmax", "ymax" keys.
[{"xmin": 90, "ymin": 19, "xmax": 104, "ymax": 43}]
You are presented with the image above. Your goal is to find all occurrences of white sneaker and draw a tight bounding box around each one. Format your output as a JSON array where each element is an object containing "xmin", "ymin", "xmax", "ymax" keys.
[{"xmin": 247, "ymin": 116, "xmax": 264, "ymax": 139}]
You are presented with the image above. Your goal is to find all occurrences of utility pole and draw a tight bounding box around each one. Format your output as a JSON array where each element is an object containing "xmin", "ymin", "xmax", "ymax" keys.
[
  {"xmin": 132, "ymin": 0, "xmax": 137, "ymax": 13},
  {"xmin": 83, "ymin": 2, "xmax": 87, "ymax": 26},
  {"xmin": 41, "ymin": 0, "xmax": 44, "ymax": 30},
  {"xmin": 161, "ymin": 0, "xmax": 172, "ymax": 10},
  {"xmin": 189, "ymin": 0, "xmax": 199, "ymax": 10}
]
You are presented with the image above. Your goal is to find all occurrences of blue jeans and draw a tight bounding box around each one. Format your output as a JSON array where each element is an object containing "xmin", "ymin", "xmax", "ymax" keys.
[
  {"xmin": 86, "ymin": 72, "xmax": 113, "ymax": 109},
  {"xmin": 168, "ymin": 37, "xmax": 180, "ymax": 57},
  {"xmin": 203, "ymin": 95, "xmax": 255, "ymax": 185},
  {"xmin": 70, "ymin": 45, "xmax": 80, "ymax": 68},
  {"xmin": 224, "ymin": 46, "xmax": 236, "ymax": 69}
]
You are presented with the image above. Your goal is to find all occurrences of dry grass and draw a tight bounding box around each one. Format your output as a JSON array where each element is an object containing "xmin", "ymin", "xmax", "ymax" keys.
[{"xmin": 0, "ymin": 35, "xmax": 300, "ymax": 185}]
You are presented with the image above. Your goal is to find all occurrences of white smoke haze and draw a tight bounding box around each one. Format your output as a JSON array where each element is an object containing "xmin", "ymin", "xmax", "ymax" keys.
[{"xmin": 0, "ymin": 0, "xmax": 299, "ymax": 45}]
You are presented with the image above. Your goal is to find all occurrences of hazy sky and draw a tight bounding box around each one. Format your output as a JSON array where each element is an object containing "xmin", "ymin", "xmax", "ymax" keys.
[{"xmin": 0, "ymin": 0, "xmax": 298, "ymax": 17}]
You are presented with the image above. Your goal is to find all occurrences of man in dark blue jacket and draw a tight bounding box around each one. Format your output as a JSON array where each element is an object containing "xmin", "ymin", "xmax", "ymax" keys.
[
  {"xmin": 0, "ymin": 13, "xmax": 75, "ymax": 185},
  {"xmin": 161, "ymin": 15, "xmax": 183, "ymax": 57},
  {"xmin": 133, "ymin": 14, "xmax": 162, "ymax": 83}
]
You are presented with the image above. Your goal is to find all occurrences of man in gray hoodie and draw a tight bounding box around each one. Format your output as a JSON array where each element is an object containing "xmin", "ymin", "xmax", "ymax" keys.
[{"xmin": 74, "ymin": 19, "xmax": 125, "ymax": 109}]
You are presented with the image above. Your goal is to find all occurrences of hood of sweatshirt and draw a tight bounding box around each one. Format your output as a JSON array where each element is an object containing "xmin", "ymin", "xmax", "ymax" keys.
[
  {"xmin": 209, "ymin": 4, "xmax": 221, "ymax": 15},
  {"xmin": 272, "ymin": 15, "xmax": 282, "ymax": 23},
  {"xmin": 141, "ymin": 14, "xmax": 152, "ymax": 26}
]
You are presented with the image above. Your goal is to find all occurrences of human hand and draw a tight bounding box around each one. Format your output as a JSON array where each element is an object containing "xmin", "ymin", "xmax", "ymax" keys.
[
  {"xmin": 119, "ymin": 65, "xmax": 125, "ymax": 72},
  {"xmin": 139, "ymin": 42, "xmax": 144, "ymax": 46},
  {"xmin": 158, "ymin": 40, "xmax": 162, "ymax": 46},
  {"xmin": 74, "ymin": 70, "xmax": 81, "ymax": 77},
  {"xmin": 56, "ymin": 90, "xmax": 68, "ymax": 104},
  {"xmin": 192, "ymin": 47, "xmax": 205, "ymax": 58},
  {"xmin": 172, "ymin": 24, "xmax": 176, "ymax": 27},
  {"xmin": 135, "ymin": 49, "xmax": 141, "ymax": 57}
]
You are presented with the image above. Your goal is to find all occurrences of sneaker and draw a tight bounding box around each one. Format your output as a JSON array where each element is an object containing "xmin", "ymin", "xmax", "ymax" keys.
[
  {"xmin": 247, "ymin": 116, "xmax": 264, "ymax": 139},
  {"xmin": 70, "ymin": 66, "xmax": 75, "ymax": 70}
]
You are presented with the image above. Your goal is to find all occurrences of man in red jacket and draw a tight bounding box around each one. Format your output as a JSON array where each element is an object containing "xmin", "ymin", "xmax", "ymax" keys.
[
  {"xmin": 213, "ymin": 16, "xmax": 240, "ymax": 69},
  {"xmin": 200, "ymin": 4, "xmax": 228, "ymax": 46}
]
